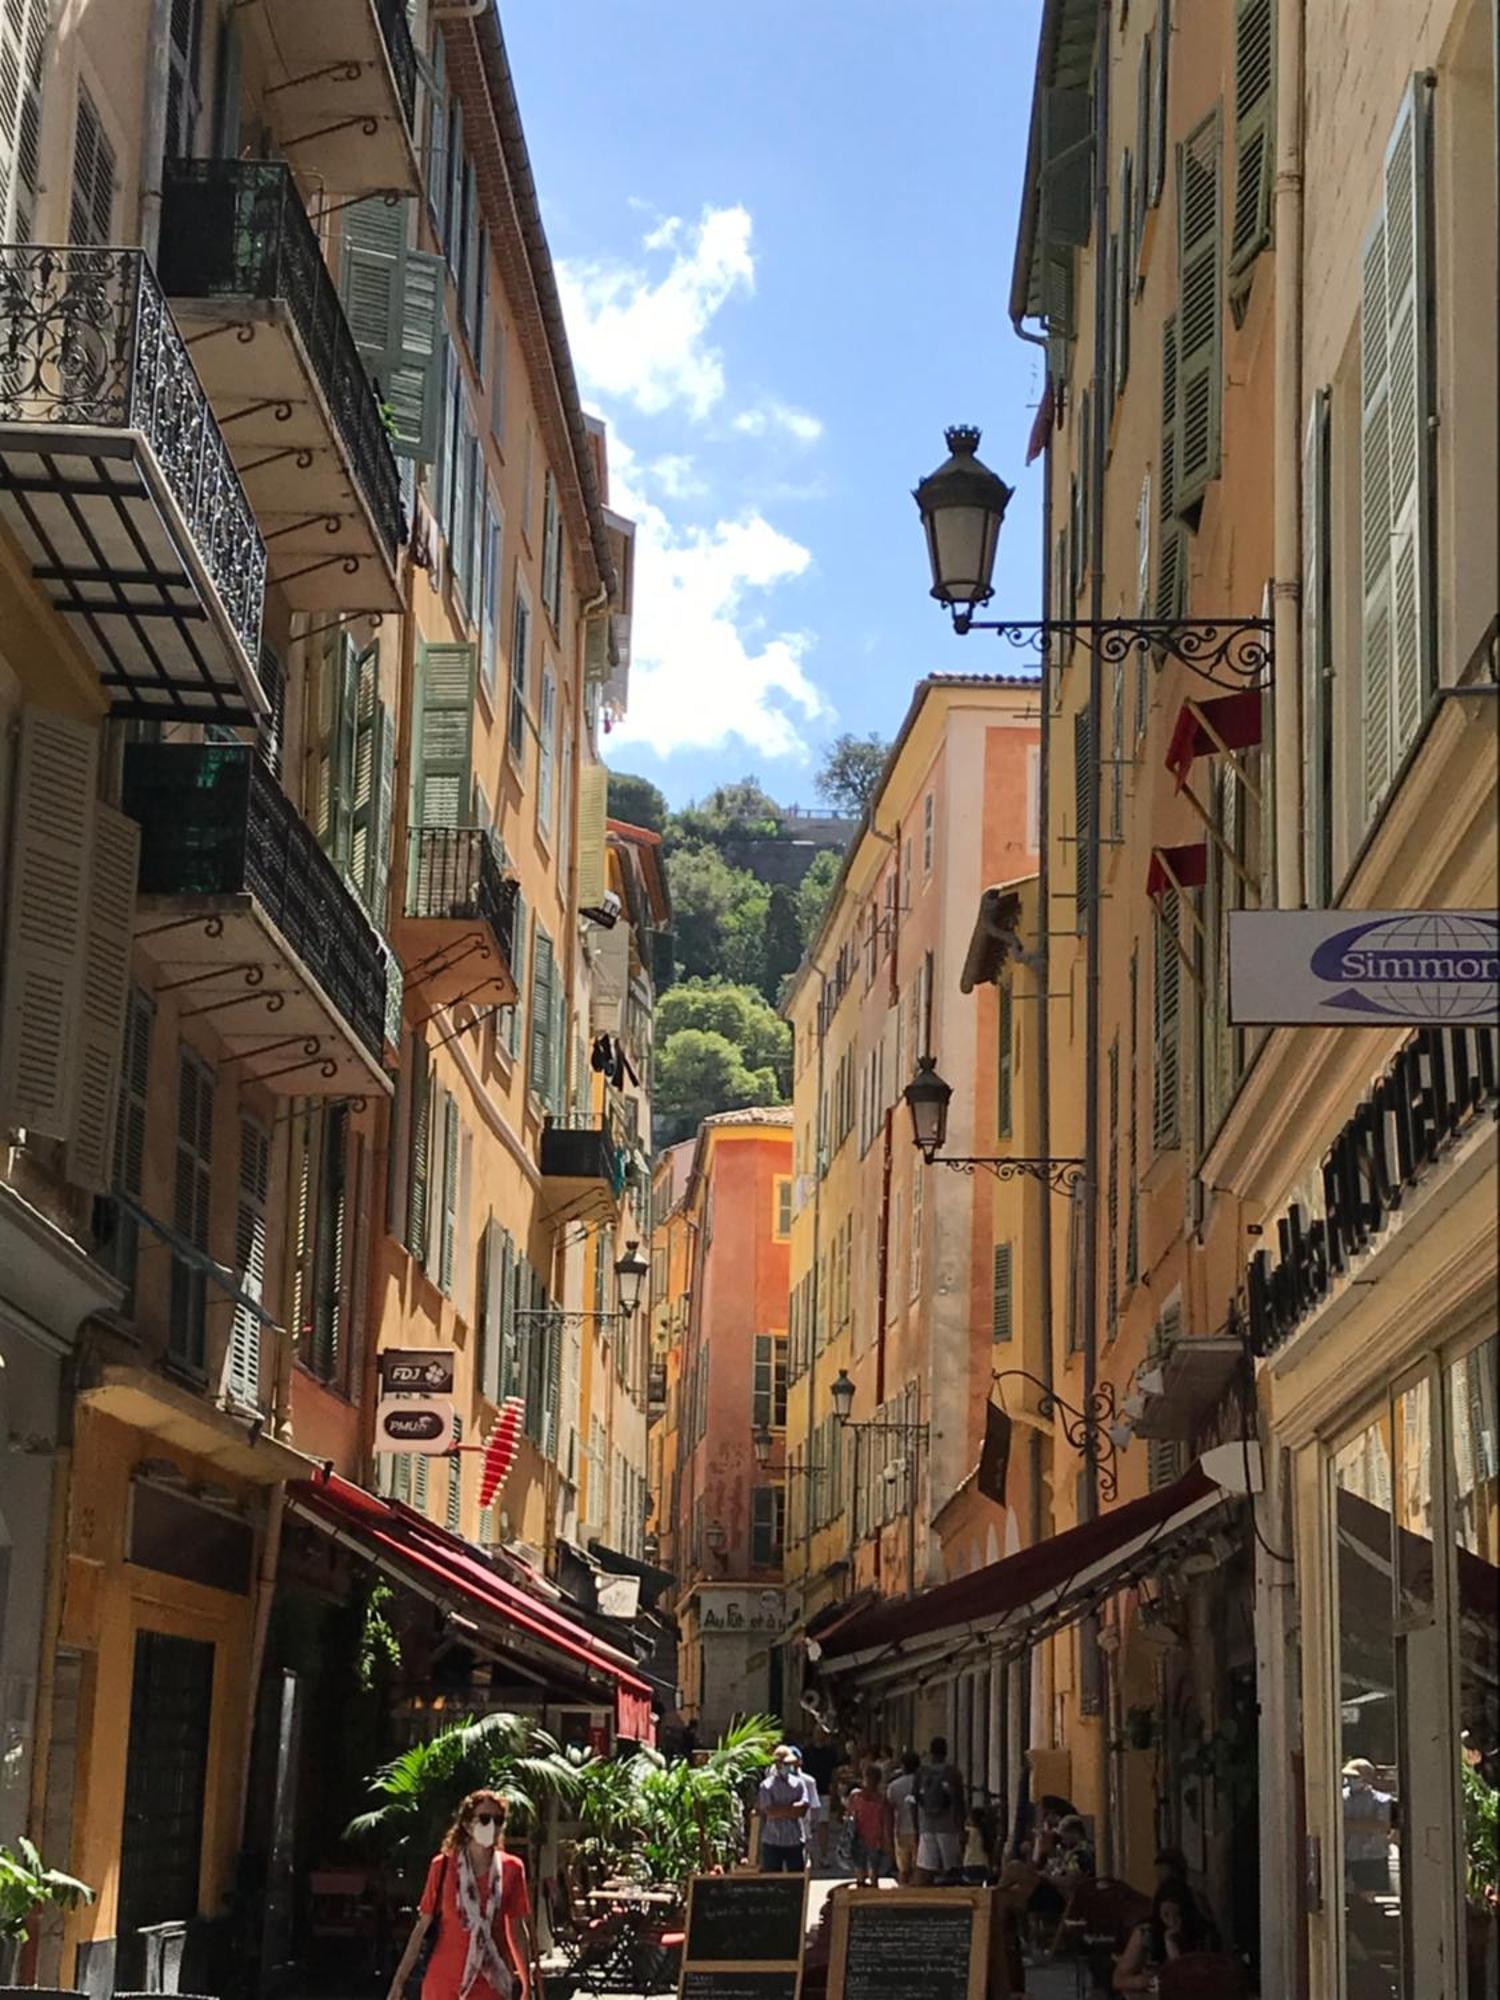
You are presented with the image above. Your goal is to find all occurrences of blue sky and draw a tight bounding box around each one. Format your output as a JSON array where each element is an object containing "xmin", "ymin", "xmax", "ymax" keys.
[{"xmin": 505, "ymin": 0, "xmax": 1047, "ymax": 809}]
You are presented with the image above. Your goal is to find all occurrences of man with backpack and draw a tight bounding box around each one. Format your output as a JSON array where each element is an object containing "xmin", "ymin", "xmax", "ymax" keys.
[{"xmin": 915, "ymin": 1735, "xmax": 966, "ymax": 1882}]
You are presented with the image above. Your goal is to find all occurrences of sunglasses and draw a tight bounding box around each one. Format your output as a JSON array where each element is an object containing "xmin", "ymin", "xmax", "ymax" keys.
[{"xmin": 472, "ymin": 1812, "xmax": 501, "ymax": 1827}]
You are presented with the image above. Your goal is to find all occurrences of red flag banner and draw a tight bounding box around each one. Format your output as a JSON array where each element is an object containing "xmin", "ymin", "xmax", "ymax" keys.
[{"xmin": 480, "ymin": 1398, "xmax": 526, "ymax": 1508}]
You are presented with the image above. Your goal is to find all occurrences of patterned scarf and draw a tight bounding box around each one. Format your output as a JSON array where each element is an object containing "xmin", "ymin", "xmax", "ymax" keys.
[{"xmin": 454, "ymin": 1845, "xmax": 514, "ymax": 1999}]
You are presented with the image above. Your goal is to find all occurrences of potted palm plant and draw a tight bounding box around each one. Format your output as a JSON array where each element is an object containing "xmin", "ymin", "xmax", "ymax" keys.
[{"xmin": 0, "ymin": 1839, "xmax": 94, "ymax": 1991}]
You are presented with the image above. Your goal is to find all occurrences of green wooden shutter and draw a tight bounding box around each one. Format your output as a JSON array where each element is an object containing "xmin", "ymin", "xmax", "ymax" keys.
[
  {"xmin": 228, "ymin": 1115, "xmax": 269, "ymax": 1406},
  {"xmin": 543, "ymin": 1310, "xmax": 562, "ymax": 1459},
  {"xmin": 1126, "ymin": 947, "xmax": 1140, "ymax": 1283},
  {"xmin": 1303, "ymin": 390, "xmax": 1332, "ymax": 902},
  {"xmin": 507, "ymin": 890, "xmax": 528, "ymax": 1058},
  {"xmin": 991, "ymin": 1242, "xmax": 1014, "ymax": 1342},
  {"xmin": 318, "ymin": 633, "xmax": 359, "ymax": 870},
  {"xmin": 446, "ymin": 1412, "xmax": 463, "ymax": 1529},
  {"xmin": 997, "ymin": 982, "xmax": 1013, "ymax": 1137},
  {"xmin": 1155, "ymin": 313, "xmax": 1186, "ymax": 623},
  {"xmin": 412, "ymin": 641, "xmax": 475, "ymax": 828},
  {"xmin": 406, "ymin": 1034, "xmax": 431, "ymax": 1260},
  {"xmin": 1135, "ymin": 37, "xmax": 1151, "ymax": 247},
  {"xmin": 439, "ymin": 1092, "xmax": 459, "ymax": 1293},
  {"xmin": 349, "ymin": 643, "xmax": 379, "ymax": 904},
  {"xmin": 414, "ymin": 1449, "xmax": 429, "ymax": 1509},
  {"xmin": 1040, "ymin": 88, "xmax": 1093, "ymax": 248},
  {"xmin": 341, "ymin": 198, "xmax": 443, "ymax": 461},
  {"xmin": 540, "ymin": 473, "xmax": 559, "ymax": 622},
  {"xmin": 1073, "ymin": 709, "xmax": 1093, "ymax": 934},
  {"xmin": 499, "ymin": 1229, "xmax": 518, "ymax": 1400},
  {"xmin": 1149, "ymin": 0, "xmax": 1170, "ymax": 207},
  {"xmin": 529, "ymin": 929, "xmax": 554, "ymax": 1098},
  {"xmin": 1176, "ymin": 108, "xmax": 1222, "ymax": 516},
  {"xmin": 1117, "ymin": 156, "xmax": 1133, "ymax": 394},
  {"xmin": 1230, "ymin": 0, "xmax": 1274, "ymax": 284},
  {"xmin": 1361, "ymin": 78, "xmax": 1434, "ymax": 820},
  {"xmin": 1152, "ymin": 889, "xmax": 1181, "ymax": 1150}
]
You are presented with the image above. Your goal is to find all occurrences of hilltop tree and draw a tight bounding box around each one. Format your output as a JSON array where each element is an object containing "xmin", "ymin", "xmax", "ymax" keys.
[
  {"xmin": 764, "ymin": 882, "xmax": 804, "ymax": 998},
  {"xmin": 606, "ymin": 770, "xmax": 669, "ymax": 834},
  {"xmin": 815, "ymin": 732, "xmax": 889, "ymax": 817},
  {"xmin": 796, "ymin": 847, "xmax": 841, "ymax": 947},
  {"xmin": 655, "ymin": 980, "xmax": 791, "ymax": 1092},
  {"xmin": 668, "ymin": 842, "xmax": 771, "ymax": 990},
  {"xmin": 654, "ymin": 1030, "xmax": 781, "ymax": 1142}
]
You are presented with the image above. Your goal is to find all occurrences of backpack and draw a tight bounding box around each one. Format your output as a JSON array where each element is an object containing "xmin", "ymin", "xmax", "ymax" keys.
[{"xmin": 918, "ymin": 1766, "xmax": 955, "ymax": 1822}]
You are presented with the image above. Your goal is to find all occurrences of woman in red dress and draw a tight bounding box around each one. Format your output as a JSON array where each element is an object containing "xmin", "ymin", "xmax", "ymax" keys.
[{"xmin": 388, "ymin": 1790, "xmax": 534, "ymax": 2000}]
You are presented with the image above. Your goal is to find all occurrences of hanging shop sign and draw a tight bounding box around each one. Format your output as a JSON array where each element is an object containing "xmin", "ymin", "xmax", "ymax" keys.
[
  {"xmin": 375, "ymin": 1346, "xmax": 456, "ymax": 1453},
  {"xmin": 1246, "ymin": 1024, "xmax": 1498, "ymax": 1355},
  {"xmin": 1229, "ymin": 909, "xmax": 1498, "ymax": 1026}
]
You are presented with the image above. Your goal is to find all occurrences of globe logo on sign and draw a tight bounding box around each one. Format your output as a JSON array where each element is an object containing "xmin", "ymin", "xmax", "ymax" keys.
[{"xmin": 1310, "ymin": 912, "xmax": 1500, "ymax": 1022}]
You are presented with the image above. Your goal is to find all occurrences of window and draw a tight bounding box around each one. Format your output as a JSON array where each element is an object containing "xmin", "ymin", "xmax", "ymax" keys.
[
  {"xmin": 169, "ymin": 1049, "xmax": 214, "ymax": 1375},
  {"xmin": 68, "ymin": 88, "xmax": 115, "ymax": 245},
  {"xmin": 752, "ymin": 1334, "xmax": 788, "ymax": 1431},
  {"xmin": 1073, "ymin": 708, "xmax": 1093, "ymax": 933},
  {"xmin": 1228, "ymin": 0, "xmax": 1275, "ymax": 290},
  {"xmin": 307, "ymin": 1103, "xmax": 350, "ymax": 1382},
  {"xmin": 1151, "ymin": 890, "xmax": 1181, "ymax": 1150},
  {"xmin": 909, "ymin": 1162, "xmax": 924, "ymax": 1300},
  {"xmin": 508, "ymin": 580, "xmax": 531, "ymax": 765},
  {"xmin": 540, "ymin": 472, "xmax": 564, "ymax": 627},
  {"xmin": 751, "ymin": 1486, "xmax": 784, "ymax": 1567},
  {"xmin": 165, "ymin": 0, "xmax": 202, "ymax": 158},
  {"xmin": 991, "ymin": 1242, "xmax": 1014, "ymax": 1342},
  {"xmin": 529, "ymin": 926, "xmax": 555, "ymax": 1106},
  {"xmin": 536, "ymin": 663, "xmax": 556, "ymax": 839},
  {"xmin": 1175, "ymin": 108, "xmax": 1223, "ymax": 516},
  {"xmin": 922, "ymin": 792, "xmax": 935, "ymax": 873},
  {"xmin": 774, "ymin": 1177, "xmax": 792, "ymax": 1239},
  {"xmin": 100, "ymin": 985, "xmax": 154, "ymax": 1303},
  {"xmin": 997, "ymin": 983, "xmax": 1014, "ymax": 1138},
  {"xmin": 0, "ymin": 0, "xmax": 48, "ymax": 237},
  {"xmin": 479, "ymin": 499, "xmax": 502, "ymax": 705},
  {"xmin": 227, "ymin": 1117, "xmax": 269, "ymax": 1407}
]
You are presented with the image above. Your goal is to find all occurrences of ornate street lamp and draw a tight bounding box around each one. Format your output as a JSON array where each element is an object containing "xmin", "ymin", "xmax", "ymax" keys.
[
  {"xmin": 913, "ymin": 428, "xmax": 1272, "ymax": 687},
  {"xmin": 613, "ymin": 1240, "xmax": 649, "ymax": 1320},
  {"xmin": 752, "ymin": 1422, "xmax": 774, "ymax": 1468},
  {"xmin": 830, "ymin": 1369, "xmax": 856, "ymax": 1426},
  {"xmin": 705, "ymin": 1519, "xmax": 728, "ymax": 1556},
  {"xmin": 901, "ymin": 1056, "xmax": 1085, "ymax": 1198}
]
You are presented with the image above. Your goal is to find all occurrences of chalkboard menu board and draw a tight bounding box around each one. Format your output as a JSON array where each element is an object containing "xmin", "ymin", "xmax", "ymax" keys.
[
  {"xmin": 684, "ymin": 1875, "xmax": 807, "ymax": 1966},
  {"xmin": 828, "ymin": 1889, "xmax": 989, "ymax": 2000},
  {"xmin": 681, "ymin": 1971, "xmax": 799, "ymax": 2000}
]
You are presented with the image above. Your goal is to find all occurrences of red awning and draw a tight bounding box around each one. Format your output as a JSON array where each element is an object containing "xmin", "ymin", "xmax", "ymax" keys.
[
  {"xmin": 1146, "ymin": 842, "xmax": 1208, "ymax": 900},
  {"xmin": 819, "ymin": 1461, "xmax": 1227, "ymax": 1679},
  {"xmin": 1026, "ymin": 377, "xmax": 1055, "ymax": 466},
  {"xmin": 1165, "ymin": 691, "xmax": 1264, "ymax": 789},
  {"xmin": 290, "ymin": 1474, "xmax": 654, "ymax": 1728}
]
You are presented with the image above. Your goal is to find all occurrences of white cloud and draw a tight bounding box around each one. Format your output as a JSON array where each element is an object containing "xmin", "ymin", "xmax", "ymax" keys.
[
  {"xmin": 557, "ymin": 205, "xmax": 755, "ymax": 420},
  {"xmin": 643, "ymin": 453, "xmax": 707, "ymax": 500},
  {"xmin": 731, "ymin": 400, "xmax": 824, "ymax": 443},
  {"xmin": 604, "ymin": 443, "xmax": 828, "ymax": 760}
]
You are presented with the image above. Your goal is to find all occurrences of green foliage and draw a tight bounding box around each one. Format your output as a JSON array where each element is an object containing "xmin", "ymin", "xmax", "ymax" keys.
[
  {"xmin": 1462, "ymin": 1759, "xmax": 1500, "ymax": 1902},
  {"xmin": 655, "ymin": 1031, "xmax": 780, "ymax": 1141},
  {"xmin": 666, "ymin": 843, "xmax": 773, "ymax": 992},
  {"xmin": 764, "ymin": 883, "xmax": 803, "ymax": 998},
  {"xmin": 357, "ymin": 1580, "xmax": 402, "ymax": 1693},
  {"xmin": 0, "ymin": 1839, "xmax": 94, "ymax": 1946},
  {"xmin": 669, "ymin": 779, "xmax": 781, "ymax": 849},
  {"xmin": 345, "ymin": 1713, "xmax": 582, "ymax": 1888},
  {"xmin": 655, "ymin": 981, "xmax": 790, "ymax": 1085},
  {"xmin": 796, "ymin": 847, "xmax": 841, "ymax": 947},
  {"xmin": 607, "ymin": 771, "xmax": 669, "ymax": 835},
  {"xmin": 815, "ymin": 732, "xmax": 889, "ymax": 816},
  {"xmin": 566, "ymin": 1717, "xmax": 780, "ymax": 1890}
]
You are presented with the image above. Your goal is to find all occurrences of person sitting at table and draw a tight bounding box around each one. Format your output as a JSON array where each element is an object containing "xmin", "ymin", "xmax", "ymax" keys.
[
  {"xmin": 1052, "ymin": 1814, "xmax": 1095, "ymax": 1879},
  {"xmin": 1112, "ymin": 1878, "xmax": 1212, "ymax": 1993}
]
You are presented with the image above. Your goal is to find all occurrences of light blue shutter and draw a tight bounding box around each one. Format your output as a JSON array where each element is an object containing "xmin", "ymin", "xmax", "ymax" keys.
[{"xmin": 412, "ymin": 641, "xmax": 475, "ymax": 828}]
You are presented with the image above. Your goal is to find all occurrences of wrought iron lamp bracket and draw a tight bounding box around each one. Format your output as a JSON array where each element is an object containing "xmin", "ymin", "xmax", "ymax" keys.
[
  {"xmin": 993, "ymin": 1368, "xmax": 1121, "ymax": 1503},
  {"xmin": 949, "ymin": 614, "xmax": 1273, "ymax": 692},
  {"xmin": 931, "ymin": 1156, "xmax": 1086, "ymax": 1197}
]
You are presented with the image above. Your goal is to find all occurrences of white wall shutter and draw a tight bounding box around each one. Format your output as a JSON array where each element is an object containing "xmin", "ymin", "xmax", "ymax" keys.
[
  {"xmin": 1302, "ymin": 391, "xmax": 1332, "ymax": 903},
  {"xmin": 412, "ymin": 641, "xmax": 475, "ymax": 827},
  {"xmin": 0, "ymin": 0, "xmax": 49, "ymax": 239},
  {"xmin": 575, "ymin": 763, "xmax": 608, "ymax": 909},
  {"xmin": 536, "ymin": 665, "xmax": 556, "ymax": 836},
  {"xmin": 228, "ymin": 1116, "xmax": 270, "ymax": 1406},
  {"xmin": 65, "ymin": 802, "xmax": 140, "ymax": 1192},
  {"xmin": 0, "ymin": 708, "xmax": 97, "ymax": 1138},
  {"xmin": 1176, "ymin": 108, "xmax": 1222, "ymax": 514},
  {"xmin": 1360, "ymin": 78, "xmax": 1434, "ymax": 823}
]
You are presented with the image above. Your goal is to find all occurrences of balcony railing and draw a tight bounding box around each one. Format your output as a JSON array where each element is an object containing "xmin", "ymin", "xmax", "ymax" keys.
[
  {"xmin": 540, "ymin": 1114, "xmax": 628, "ymax": 1197},
  {"xmin": 373, "ymin": 0, "xmax": 418, "ymax": 132},
  {"xmin": 122, "ymin": 743, "xmax": 386, "ymax": 1062},
  {"xmin": 158, "ymin": 160, "xmax": 403, "ymax": 564},
  {"xmin": 0, "ymin": 245, "xmax": 266, "ymax": 709},
  {"xmin": 406, "ymin": 826, "xmax": 518, "ymax": 959}
]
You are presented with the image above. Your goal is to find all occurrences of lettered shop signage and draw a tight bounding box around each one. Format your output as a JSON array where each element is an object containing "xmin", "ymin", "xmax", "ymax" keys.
[
  {"xmin": 1229, "ymin": 909, "xmax": 1499, "ymax": 1026},
  {"xmin": 375, "ymin": 1347, "xmax": 456, "ymax": 1453},
  {"xmin": 1246, "ymin": 1023, "xmax": 1498, "ymax": 1356}
]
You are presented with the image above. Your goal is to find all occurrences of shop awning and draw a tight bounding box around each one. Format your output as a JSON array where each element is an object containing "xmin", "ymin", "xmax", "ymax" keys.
[
  {"xmin": 817, "ymin": 1459, "xmax": 1233, "ymax": 1687},
  {"xmin": 289, "ymin": 1473, "xmax": 655, "ymax": 1739},
  {"xmin": 1165, "ymin": 691, "xmax": 1264, "ymax": 789}
]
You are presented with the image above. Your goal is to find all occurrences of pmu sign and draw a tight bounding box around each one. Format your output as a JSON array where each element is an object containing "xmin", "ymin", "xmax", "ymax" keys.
[
  {"xmin": 1229, "ymin": 910, "xmax": 1498, "ymax": 1026},
  {"xmin": 375, "ymin": 1347, "xmax": 456, "ymax": 1454}
]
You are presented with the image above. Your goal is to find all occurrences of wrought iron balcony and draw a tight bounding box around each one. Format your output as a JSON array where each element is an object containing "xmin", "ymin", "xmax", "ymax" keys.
[
  {"xmin": 159, "ymin": 160, "xmax": 403, "ymax": 609},
  {"xmin": 122, "ymin": 742, "xmax": 391, "ymax": 1096},
  {"xmin": 239, "ymin": 0, "xmax": 419, "ymax": 196},
  {"xmin": 539, "ymin": 1113, "xmax": 628, "ymax": 1225},
  {"xmin": 397, "ymin": 826, "xmax": 519, "ymax": 1011},
  {"xmin": 0, "ymin": 245, "xmax": 267, "ymax": 722}
]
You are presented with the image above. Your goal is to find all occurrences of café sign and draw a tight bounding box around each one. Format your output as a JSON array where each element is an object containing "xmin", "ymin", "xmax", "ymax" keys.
[
  {"xmin": 1230, "ymin": 909, "xmax": 1499, "ymax": 1027},
  {"xmin": 1247, "ymin": 1024, "xmax": 1497, "ymax": 1356}
]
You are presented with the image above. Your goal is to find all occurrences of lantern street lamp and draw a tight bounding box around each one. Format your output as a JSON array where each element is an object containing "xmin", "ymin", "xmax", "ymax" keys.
[
  {"xmin": 613, "ymin": 1240, "xmax": 649, "ymax": 1320},
  {"xmin": 901, "ymin": 1056, "xmax": 1085, "ymax": 1198},
  {"xmin": 751, "ymin": 1422, "xmax": 774, "ymax": 1469},
  {"xmin": 911, "ymin": 427, "xmax": 1273, "ymax": 688},
  {"xmin": 705, "ymin": 1519, "xmax": 728, "ymax": 1556}
]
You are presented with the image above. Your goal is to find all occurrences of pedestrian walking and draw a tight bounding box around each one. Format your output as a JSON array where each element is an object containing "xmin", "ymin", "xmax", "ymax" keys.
[
  {"xmin": 914, "ymin": 1736, "xmax": 965, "ymax": 1882},
  {"xmin": 845, "ymin": 1763, "xmax": 895, "ymax": 1887},
  {"xmin": 387, "ymin": 1791, "xmax": 533, "ymax": 2000},
  {"xmin": 755, "ymin": 1744, "xmax": 811, "ymax": 1873},
  {"xmin": 885, "ymin": 1750, "xmax": 920, "ymax": 1884}
]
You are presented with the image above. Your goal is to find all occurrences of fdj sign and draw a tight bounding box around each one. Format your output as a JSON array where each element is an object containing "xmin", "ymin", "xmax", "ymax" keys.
[{"xmin": 1247, "ymin": 1024, "xmax": 1498, "ymax": 1355}]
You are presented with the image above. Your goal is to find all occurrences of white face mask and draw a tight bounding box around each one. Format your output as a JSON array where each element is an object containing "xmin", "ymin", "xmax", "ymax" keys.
[{"xmin": 471, "ymin": 1819, "xmax": 499, "ymax": 1849}]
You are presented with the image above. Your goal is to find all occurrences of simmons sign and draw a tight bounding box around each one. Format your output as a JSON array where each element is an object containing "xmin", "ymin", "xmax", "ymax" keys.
[{"xmin": 1230, "ymin": 910, "xmax": 1499, "ymax": 1027}]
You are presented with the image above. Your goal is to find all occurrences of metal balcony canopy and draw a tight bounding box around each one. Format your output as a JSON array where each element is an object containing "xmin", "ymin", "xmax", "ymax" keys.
[
  {"xmin": 239, "ymin": 0, "xmax": 420, "ymax": 197},
  {"xmin": 123, "ymin": 743, "xmax": 392, "ymax": 1098},
  {"xmin": 0, "ymin": 246, "xmax": 268, "ymax": 722},
  {"xmin": 1130, "ymin": 1338, "xmax": 1246, "ymax": 1441},
  {"xmin": 159, "ymin": 161, "xmax": 403, "ymax": 611}
]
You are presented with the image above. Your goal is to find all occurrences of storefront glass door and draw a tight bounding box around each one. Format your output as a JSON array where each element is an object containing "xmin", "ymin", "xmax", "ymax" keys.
[{"xmin": 1448, "ymin": 1335, "xmax": 1499, "ymax": 2000}]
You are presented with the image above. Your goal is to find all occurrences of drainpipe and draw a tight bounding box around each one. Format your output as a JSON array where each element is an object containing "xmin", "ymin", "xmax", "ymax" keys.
[
  {"xmin": 1083, "ymin": 0, "xmax": 1112, "ymax": 1875},
  {"xmin": 1259, "ymin": 1, "xmax": 1307, "ymax": 1985},
  {"xmin": 136, "ymin": 0, "xmax": 173, "ymax": 258},
  {"xmin": 803, "ymin": 966, "xmax": 829, "ymax": 1591},
  {"xmin": 1272, "ymin": 0, "xmax": 1307, "ymax": 908}
]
